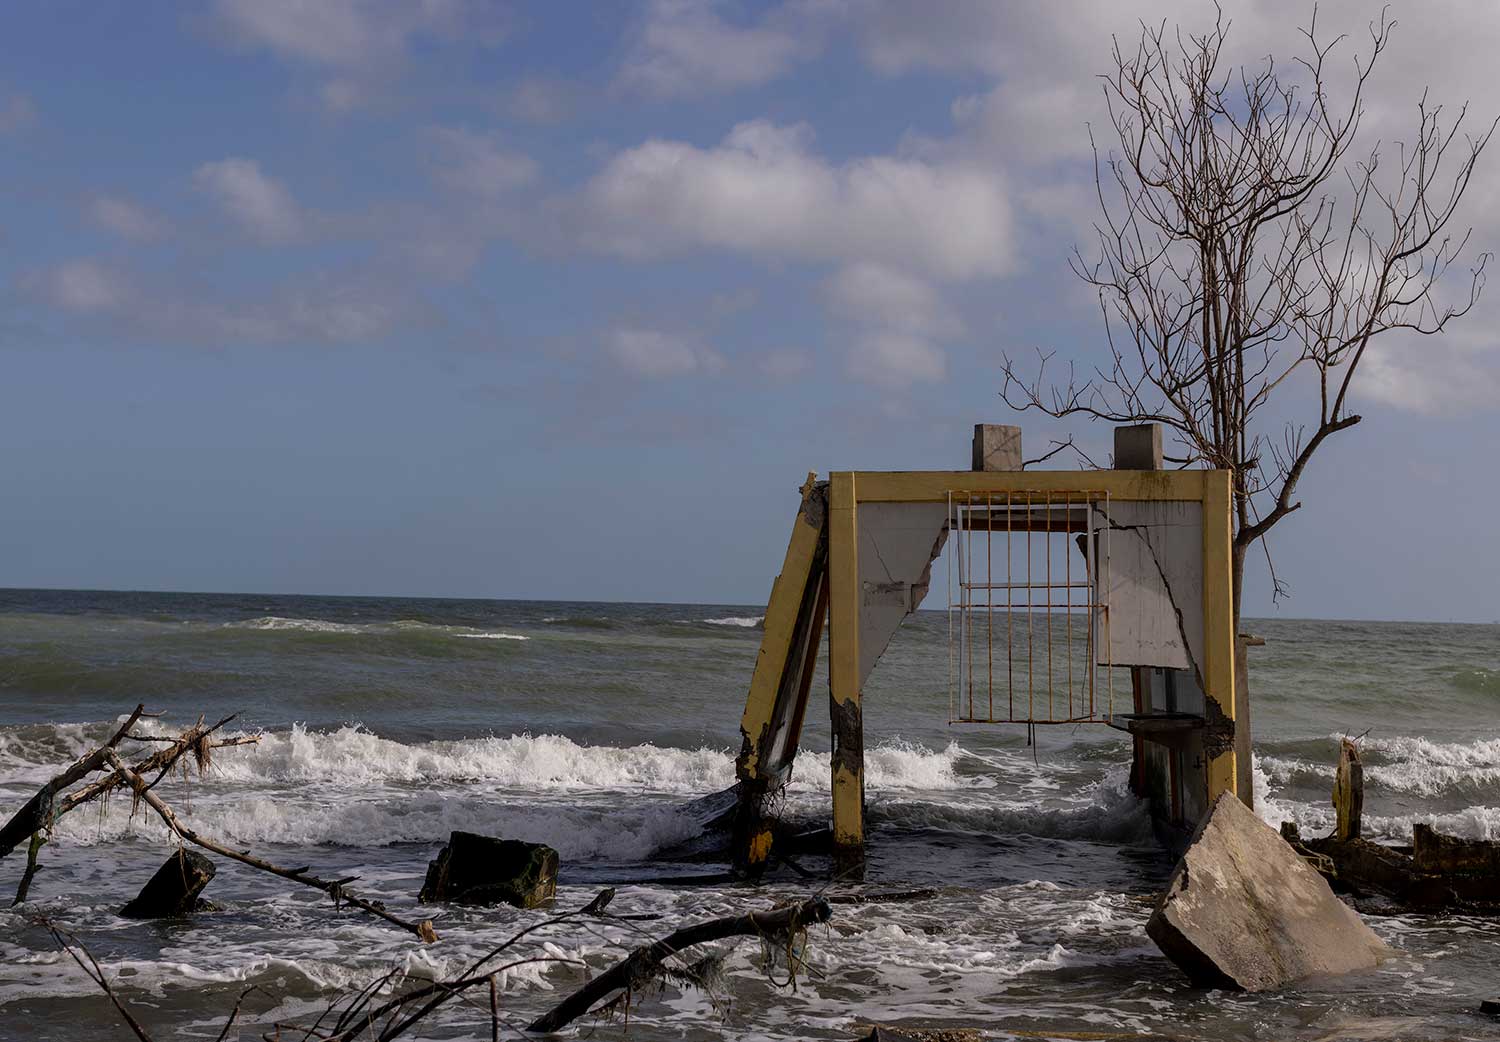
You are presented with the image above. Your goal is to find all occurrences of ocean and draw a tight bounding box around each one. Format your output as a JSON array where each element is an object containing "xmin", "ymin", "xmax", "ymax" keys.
[{"xmin": 0, "ymin": 588, "xmax": 1496, "ymax": 1040}]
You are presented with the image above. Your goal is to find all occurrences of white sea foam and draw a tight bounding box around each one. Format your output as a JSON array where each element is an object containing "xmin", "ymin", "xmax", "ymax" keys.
[
  {"xmin": 220, "ymin": 616, "xmax": 529, "ymax": 641},
  {"xmin": 702, "ymin": 616, "xmax": 763, "ymax": 627},
  {"xmin": 1355, "ymin": 733, "xmax": 1500, "ymax": 768},
  {"xmin": 227, "ymin": 616, "xmax": 368, "ymax": 634},
  {"xmin": 196, "ymin": 726, "xmax": 974, "ymax": 795}
]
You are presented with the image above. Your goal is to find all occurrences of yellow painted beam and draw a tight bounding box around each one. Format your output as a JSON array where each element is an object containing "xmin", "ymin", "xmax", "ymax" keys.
[
  {"xmin": 848, "ymin": 469, "xmax": 1204, "ymax": 503},
  {"xmin": 827, "ymin": 471, "xmax": 864, "ymax": 873},
  {"xmin": 1200, "ymin": 469, "xmax": 1238, "ymax": 804},
  {"xmin": 736, "ymin": 473, "xmax": 825, "ymax": 785}
]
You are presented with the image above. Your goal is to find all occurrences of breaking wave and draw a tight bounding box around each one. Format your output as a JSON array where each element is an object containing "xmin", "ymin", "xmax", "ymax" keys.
[
  {"xmin": 701, "ymin": 616, "xmax": 763, "ymax": 628},
  {"xmin": 0, "ymin": 723, "xmax": 976, "ymax": 796},
  {"xmin": 222, "ymin": 617, "xmax": 530, "ymax": 641}
]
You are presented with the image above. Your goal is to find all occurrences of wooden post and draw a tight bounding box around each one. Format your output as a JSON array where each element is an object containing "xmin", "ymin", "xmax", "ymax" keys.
[
  {"xmin": 828, "ymin": 471, "xmax": 864, "ymax": 878},
  {"xmin": 1333, "ymin": 738, "xmax": 1363, "ymax": 842}
]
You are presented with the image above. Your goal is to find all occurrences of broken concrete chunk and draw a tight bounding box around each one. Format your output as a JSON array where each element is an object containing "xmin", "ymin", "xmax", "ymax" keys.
[
  {"xmin": 418, "ymin": 831, "xmax": 557, "ymax": 909},
  {"xmin": 120, "ymin": 849, "xmax": 216, "ymax": 918},
  {"xmin": 1147, "ymin": 792, "xmax": 1389, "ymax": 991}
]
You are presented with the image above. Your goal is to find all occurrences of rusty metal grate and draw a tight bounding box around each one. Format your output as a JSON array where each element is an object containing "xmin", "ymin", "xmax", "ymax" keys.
[{"xmin": 946, "ymin": 490, "xmax": 1114, "ymax": 724}]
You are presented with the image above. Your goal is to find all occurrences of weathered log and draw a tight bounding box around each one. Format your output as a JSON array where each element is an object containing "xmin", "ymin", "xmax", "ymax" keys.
[
  {"xmin": 121, "ymin": 850, "xmax": 216, "ymax": 918},
  {"xmin": 418, "ymin": 831, "xmax": 557, "ymax": 908},
  {"xmin": 528, "ymin": 896, "xmax": 833, "ymax": 1033},
  {"xmin": 0, "ymin": 704, "xmax": 146, "ymax": 860},
  {"xmin": 102, "ymin": 751, "xmax": 437, "ymax": 942},
  {"xmin": 1333, "ymin": 738, "xmax": 1363, "ymax": 842}
]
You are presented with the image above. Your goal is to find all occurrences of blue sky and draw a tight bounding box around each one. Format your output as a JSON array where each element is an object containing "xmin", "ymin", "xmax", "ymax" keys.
[{"xmin": 2, "ymin": 1, "xmax": 1498, "ymax": 622}]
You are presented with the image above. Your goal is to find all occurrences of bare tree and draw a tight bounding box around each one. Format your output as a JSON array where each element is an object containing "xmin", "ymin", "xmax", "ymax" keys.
[{"xmin": 1001, "ymin": 5, "xmax": 1494, "ymax": 625}]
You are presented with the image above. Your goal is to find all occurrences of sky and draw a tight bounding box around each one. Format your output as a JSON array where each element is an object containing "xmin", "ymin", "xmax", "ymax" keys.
[{"xmin": 1, "ymin": 0, "xmax": 1498, "ymax": 623}]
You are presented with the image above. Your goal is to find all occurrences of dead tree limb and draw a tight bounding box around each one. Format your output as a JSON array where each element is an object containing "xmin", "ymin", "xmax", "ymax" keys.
[
  {"xmin": 41, "ymin": 918, "xmax": 156, "ymax": 1042},
  {"xmin": 527, "ymin": 896, "xmax": 833, "ymax": 1033},
  {"xmin": 11, "ymin": 831, "xmax": 46, "ymax": 906},
  {"xmin": 101, "ymin": 751, "xmax": 438, "ymax": 943},
  {"xmin": 0, "ymin": 704, "xmax": 146, "ymax": 860},
  {"xmin": 59, "ymin": 715, "xmax": 259, "ymax": 818}
]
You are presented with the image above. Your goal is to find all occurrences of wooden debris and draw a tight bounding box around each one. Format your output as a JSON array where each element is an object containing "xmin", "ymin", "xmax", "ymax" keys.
[
  {"xmin": 528, "ymin": 896, "xmax": 833, "ymax": 1033},
  {"xmin": 101, "ymin": 750, "xmax": 438, "ymax": 942},
  {"xmin": 1283, "ymin": 740, "xmax": 1500, "ymax": 912},
  {"xmin": 1333, "ymin": 737, "xmax": 1363, "ymax": 842},
  {"xmin": 120, "ymin": 850, "xmax": 217, "ymax": 919},
  {"xmin": 0, "ymin": 704, "xmax": 147, "ymax": 861}
]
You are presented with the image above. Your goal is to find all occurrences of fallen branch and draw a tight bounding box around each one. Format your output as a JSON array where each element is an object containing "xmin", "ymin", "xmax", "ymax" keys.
[
  {"xmin": 283, "ymin": 891, "xmax": 615, "ymax": 1041},
  {"xmin": 59, "ymin": 715, "xmax": 259, "ymax": 818},
  {"xmin": 41, "ymin": 918, "xmax": 156, "ymax": 1042},
  {"xmin": 0, "ymin": 704, "xmax": 146, "ymax": 860},
  {"xmin": 527, "ymin": 896, "xmax": 833, "ymax": 1033},
  {"xmin": 102, "ymin": 750, "xmax": 438, "ymax": 943}
]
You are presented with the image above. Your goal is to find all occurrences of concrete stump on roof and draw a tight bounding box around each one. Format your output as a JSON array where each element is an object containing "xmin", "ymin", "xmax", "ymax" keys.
[{"xmin": 1147, "ymin": 792, "xmax": 1389, "ymax": 991}]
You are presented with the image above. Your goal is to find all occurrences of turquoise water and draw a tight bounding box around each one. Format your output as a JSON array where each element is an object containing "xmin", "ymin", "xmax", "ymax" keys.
[{"xmin": 0, "ymin": 589, "xmax": 1496, "ymax": 1040}]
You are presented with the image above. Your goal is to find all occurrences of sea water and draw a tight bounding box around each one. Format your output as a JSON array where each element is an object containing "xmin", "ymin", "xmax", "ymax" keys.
[{"xmin": 0, "ymin": 589, "xmax": 1496, "ymax": 1040}]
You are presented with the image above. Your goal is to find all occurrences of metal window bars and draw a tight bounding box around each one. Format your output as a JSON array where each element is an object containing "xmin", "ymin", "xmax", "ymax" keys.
[{"xmin": 946, "ymin": 490, "xmax": 1114, "ymax": 725}]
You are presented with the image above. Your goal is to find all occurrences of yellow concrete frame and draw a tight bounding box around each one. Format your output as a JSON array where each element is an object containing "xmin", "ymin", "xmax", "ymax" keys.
[{"xmin": 824, "ymin": 469, "xmax": 1237, "ymax": 864}]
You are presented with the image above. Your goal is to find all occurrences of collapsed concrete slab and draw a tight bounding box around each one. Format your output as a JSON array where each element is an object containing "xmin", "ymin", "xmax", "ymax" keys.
[
  {"xmin": 1147, "ymin": 792, "xmax": 1389, "ymax": 991},
  {"xmin": 419, "ymin": 831, "xmax": 557, "ymax": 909},
  {"xmin": 120, "ymin": 849, "xmax": 216, "ymax": 918}
]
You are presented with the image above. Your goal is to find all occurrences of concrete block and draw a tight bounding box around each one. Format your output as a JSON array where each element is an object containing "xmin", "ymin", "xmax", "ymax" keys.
[
  {"xmin": 1147, "ymin": 792, "xmax": 1389, "ymax": 991},
  {"xmin": 971, "ymin": 424, "xmax": 1021, "ymax": 471},
  {"xmin": 1114, "ymin": 423, "xmax": 1163, "ymax": 470}
]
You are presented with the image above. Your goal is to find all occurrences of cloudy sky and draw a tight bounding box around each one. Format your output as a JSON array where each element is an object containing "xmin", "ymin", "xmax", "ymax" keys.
[{"xmin": 2, "ymin": 0, "xmax": 1497, "ymax": 622}]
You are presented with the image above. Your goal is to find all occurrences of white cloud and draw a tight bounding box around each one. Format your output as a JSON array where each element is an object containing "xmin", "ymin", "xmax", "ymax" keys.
[
  {"xmin": 824, "ymin": 263, "xmax": 958, "ymax": 389},
  {"xmin": 318, "ymin": 78, "xmax": 364, "ymax": 114},
  {"xmin": 619, "ymin": 0, "xmax": 817, "ymax": 97},
  {"xmin": 847, "ymin": 331, "xmax": 946, "ymax": 389},
  {"xmin": 26, "ymin": 258, "xmax": 421, "ymax": 346},
  {"xmin": 428, "ymin": 128, "xmax": 538, "ymax": 198},
  {"xmin": 757, "ymin": 348, "xmax": 812, "ymax": 380},
  {"xmin": 0, "ymin": 92, "xmax": 35, "ymax": 133},
  {"xmin": 584, "ymin": 120, "xmax": 1015, "ymax": 281},
  {"xmin": 825, "ymin": 262, "xmax": 963, "ymax": 339},
  {"xmin": 1358, "ymin": 339, "xmax": 1500, "ymax": 415},
  {"xmin": 29, "ymin": 260, "xmax": 127, "ymax": 313},
  {"xmin": 607, "ymin": 327, "xmax": 724, "ymax": 378},
  {"xmin": 507, "ymin": 77, "xmax": 581, "ymax": 125},
  {"xmin": 214, "ymin": 0, "xmax": 507, "ymax": 68},
  {"xmin": 194, "ymin": 158, "xmax": 302, "ymax": 243},
  {"xmin": 88, "ymin": 196, "xmax": 168, "ymax": 241}
]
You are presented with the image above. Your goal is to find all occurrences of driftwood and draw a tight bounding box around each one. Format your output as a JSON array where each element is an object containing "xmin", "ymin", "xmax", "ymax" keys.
[
  {"xmin": 1283, "ymin": 737, "xmax": 1500, "ymax": 912},
  {"xmin": 101, "ymin": 751, "xmax": 438, "ymax": 942},
  {"xmin": 0, "ymin": 703, "xmax": 147, "ymax": 860},
  {"xmin": 528, "ymin": 896, "xmax": 833, "ymax": 1033},
  {"xmin": 1332, "ymin": 738, "xmax": 1363, "ymax": 842},
  {"xmin": 4, "ymin": 710, "xmax": 260, "ymax": 906},
  {"xmin": 41, "ymin": 919, "xmax": 156, "ymax": 1042}
]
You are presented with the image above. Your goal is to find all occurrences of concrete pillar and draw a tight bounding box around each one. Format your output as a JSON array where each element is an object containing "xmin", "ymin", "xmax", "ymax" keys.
[
  {"xmin": 972, "ymin": 424, "xmax": 1022, "ymax": 471},
  {"xmin": 1116, "ymin": 424, "xmax": 1160, "ymax": 807},
  {"xmin": 1114, "ymin": 423, "xmax": 1163, "ymax": 470}
]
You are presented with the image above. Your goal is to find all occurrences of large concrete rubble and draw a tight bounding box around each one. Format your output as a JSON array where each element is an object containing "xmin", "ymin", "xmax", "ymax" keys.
[{"xmin": 1147, "ymin": 792, "xmax": 1389, "ymax": 991}]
